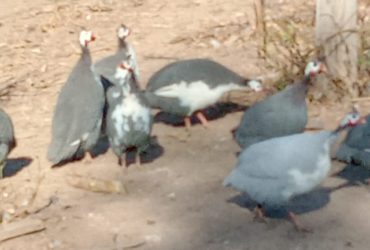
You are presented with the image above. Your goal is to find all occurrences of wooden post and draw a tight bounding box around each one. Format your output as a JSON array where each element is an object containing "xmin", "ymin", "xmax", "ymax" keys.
[
  {"xmin": 315, "ymin": 0, "xmax": 359, "ymax": 97},
  {"xmin": 254, "ymin": 0, "xmax": 266, "ymax": 59}
]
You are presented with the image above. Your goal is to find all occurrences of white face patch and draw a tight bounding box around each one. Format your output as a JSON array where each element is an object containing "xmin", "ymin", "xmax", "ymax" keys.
[
  {"xmin": 154, "ymin": 81, "xmax": 243, "ymax": 115},
  {"xmin": 79, "ymin": 30, "xmax": 93, "ymax": 47},
  {"xmin": 304, "ymin": 61, "xmax": 321, "ymax": 76},
  {"xmin": 126, "ymin": 45, "xmax": 140, "ymax": 81},
  {"xmin": 117, "ymin": 26, "xmax": 130, "ymax": 39},
  {"xmin": 247, "ymin": 80, "xmax": 263, "ymax": 92},
  {"xmin": 339, "ymin": 112, "xmax": 361, "ymax": 127}
]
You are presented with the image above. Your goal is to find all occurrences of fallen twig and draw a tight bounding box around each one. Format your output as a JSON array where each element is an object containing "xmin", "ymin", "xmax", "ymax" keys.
[{"xmin": 0, "ymin": 218, "xmax": 45, "ymax": 242}]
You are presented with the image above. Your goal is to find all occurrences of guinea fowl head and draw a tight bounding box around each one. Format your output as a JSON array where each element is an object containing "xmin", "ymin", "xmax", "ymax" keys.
[
  {"xmin": 117, "ymin": 24, "xmax": 130, "ymax": 40},
  {"xmin": 338, "ymin": 106, "xmax": 366, "ymax": 130},
  {"xmin": 304, "ymin": 60, "xmax": 326, "ymax": 78},
  {"xmin": 79, "ymin": 30, "xmax": 96, "ymax": 47},
  {"xmin": 114, "ymin": 60, "xmax": 134, "ymax": 92}
]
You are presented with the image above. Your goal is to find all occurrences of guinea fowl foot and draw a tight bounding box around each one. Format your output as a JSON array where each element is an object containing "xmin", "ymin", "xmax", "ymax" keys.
[
  {"xmin": 195, "ymin": 112, "xmax": 209, "ymax": 129},
  {"xmin": 253, "ymin": 204, "xmax": 267, "ymax": 223},
  {"xmin": 288, "ymin": 211, "xmax": 312, "ymax": 233}
]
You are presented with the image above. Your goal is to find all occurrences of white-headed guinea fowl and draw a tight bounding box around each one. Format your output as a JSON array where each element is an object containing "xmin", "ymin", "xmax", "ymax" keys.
[
  {"xmin": 223, "ymin": 109, "xmax": 365, "ymax": 231},
  {"xmin": 143, "ymin": 58, "xmax": 262, "ymax": 129},
  {"xmin": 47, "ymin": 30, "xmax": 104, "ymax": 166},
  {"xmin": 94, "ymin": 24, "xmax": 140, "ymax": 91},
  {"xmin": 0, "ymin": 108, "xmax": 16, "ymax": 178},
  {"xmin": 336, "ymin": 113, "xmax": 370, "ymax": 169},
  {"xmin": 106, "ymin": 60, "xmax": 152, "ymax": 166},
  {"xmin": 234, "ymin": 60, "xmax": 326, "ymax": 148}
]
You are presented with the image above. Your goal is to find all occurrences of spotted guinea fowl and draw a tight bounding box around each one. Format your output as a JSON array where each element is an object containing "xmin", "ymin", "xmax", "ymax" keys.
[
  {"xmin": 336, "ymin": 112, "xmax": 370, "ymax": 168},
  {"xmin": 223, "ymin": 110, "xmax": 365, "ymax": 231},
  {"xmin": 234, "ymin": 60, "xmax": 326, "ymax": 149},
  {"xmin": 0, "ymin": 108, "xmax": 16, "ymax": 178},
  {"xmin": 47, "ymin": 30, "xmax": 104, "ymax": 166},
  {"xmin": 143, "ymin": 58, "xmax": 262, "ymax": 129},
  {"xmin": 94, "ymin": 24, "xmax": 140, "ymax": 91},
  {"xmin": 106, "ymin": 60, "xmax": 152, "ymax": 166}
]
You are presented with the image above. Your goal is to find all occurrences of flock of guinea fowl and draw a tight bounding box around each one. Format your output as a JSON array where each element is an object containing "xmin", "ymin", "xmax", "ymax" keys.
[{"xmin": 1, "ymin": 24, "xmax": 369, "ymax": 232}]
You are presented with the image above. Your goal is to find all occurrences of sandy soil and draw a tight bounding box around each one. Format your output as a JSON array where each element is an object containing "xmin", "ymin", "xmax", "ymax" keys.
[{"xmin": 1, "ymin": 0, "xmax": 370, "ymax": 249}]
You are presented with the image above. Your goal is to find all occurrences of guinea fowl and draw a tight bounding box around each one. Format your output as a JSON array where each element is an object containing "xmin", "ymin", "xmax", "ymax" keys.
[
  {"xmin": 234, "ymin": 60, "xmax": 326, "ymax": 149},
  {"xmin": 0, "ymin": 108, "xmax": 16, "ymax": 178},
  {"xmin": 47, "ymin": 30, "xmax": 104, "ymax": 166},
  {"xmin": 94, "ymin": 24, "xmax": 140, "ymax": 91},
  {"xmin": 143, "ymin": 58, "xmax": 262, "ymax": 129},
  {"xmin": 106, "ymin": 60, "xmax": 152, "ymax": 166},
  {"xmin": 223, "ymin": 110, "xmax": 365, "ymax": 231},
  {"xmin": 336, "ymin": 113, "xmax": 370, "ymax": 169}
]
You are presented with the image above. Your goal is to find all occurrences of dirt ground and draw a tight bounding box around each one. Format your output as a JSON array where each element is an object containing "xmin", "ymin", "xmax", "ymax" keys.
[{"xmin": 1, "ymin": 0, "xmax": 370, "ymax": 249}]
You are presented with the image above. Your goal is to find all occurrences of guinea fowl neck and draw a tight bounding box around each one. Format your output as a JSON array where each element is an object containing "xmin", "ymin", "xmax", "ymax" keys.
[
  {"xmin": 118, "ymin": 38, "xmax": 128, "ymax": 50},
  {"xmin": 80, "ymin": 45, "xmax": 92, "ymax": 64}
]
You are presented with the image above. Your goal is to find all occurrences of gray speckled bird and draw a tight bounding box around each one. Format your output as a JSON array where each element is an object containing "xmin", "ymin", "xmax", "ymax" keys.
[
  {"xmin": 47, "ymin": 30, "xmax": 104, "ymax": 166},
  {"xmin": 143, "ymin": 58, "xmax": 262, "ymax": 129},
  {"xmin": 106, "ymin": 60, "xmax": 152, "ymax": 166},
  {"xmin": 0, "ymin": 108, "xmax": 16, "ymax": 178},
  {"xmin": 94, "ymin": 24, "xmax": 140, "ymax": 90},
  {"xmin": 336, "ymin": 112, "xmax": 370, "ymax": 169},
  {"xmin": 224, "ymin": 110, "xmax": 364, "ymax": 231},
  {"xmin": 234, "ymin": 60, "xmax": 326, "ymax": 149}
]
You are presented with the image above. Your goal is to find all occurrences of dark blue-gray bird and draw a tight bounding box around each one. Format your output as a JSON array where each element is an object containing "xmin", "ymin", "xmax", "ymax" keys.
[
  {"xmin": 0, "ymin": 108, "xmax": 16, "ymax": 178},
  {"xmin": 224, "ymin": 110, "xmax": 364, "ymax": 231},
  {"xmin": 47, "ymin": 30, "xmax": 104, "ymax": 166},
  {"xmin": 234, "ymin": 60, "xmax": 326, "ymax": 149},
  {"xmin": 94, "ymin": 24, "xmax": 140, "ymax": 91},
  {"xmin": 336, "ymin": 112, "xmax": 370, "ymax": 169},
  {"xmin": 143, "ymin": 58, "xmax": 262, "ymax": 129},
  {"xmin": 106, "ymin": 60, "xmax": 152, "ymax": 166}
]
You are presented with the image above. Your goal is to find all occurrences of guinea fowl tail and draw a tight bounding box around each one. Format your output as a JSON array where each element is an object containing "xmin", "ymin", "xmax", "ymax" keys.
[{"xmin": 47, "ymin": 139, "xmax": 80, "ymax": 165}]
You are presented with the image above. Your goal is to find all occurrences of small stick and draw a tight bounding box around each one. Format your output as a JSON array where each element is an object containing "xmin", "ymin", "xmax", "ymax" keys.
[{"xmin": 0, "ymin": 218, "xmax": 45, "ymax": 242}]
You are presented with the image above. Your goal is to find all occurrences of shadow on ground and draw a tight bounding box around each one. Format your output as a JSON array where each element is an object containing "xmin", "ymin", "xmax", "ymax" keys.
[
  {"xmin": 154, "ymin": 102, "xmax": 247, "ymax": 127},
  {"xmin": 334, "ymin": 163, "xmax": 370, "ymax": 186},
  {"xmin": 227, "ymin": 187, "xmax": 332, "ymax": 218},
  {"xmin": 3, "ymin": 157, "xmax": 33, "ymax": 177}
]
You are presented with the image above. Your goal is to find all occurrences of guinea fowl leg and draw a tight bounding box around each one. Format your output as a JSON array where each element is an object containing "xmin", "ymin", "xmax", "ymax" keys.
[
  {"xmin": 253, "ymin": 204, "xmax": 267, "ymax": 223},
  {"xmin": 288, "ymin": 211, "xmax": 312, "ymax": 233},
  {"xmin": 184, "ymin": 117, "xmax": 192, "ymax": 130},
  {"xmin": 195, "ymin": 112, "xmax": 209, "ymax": 128}
]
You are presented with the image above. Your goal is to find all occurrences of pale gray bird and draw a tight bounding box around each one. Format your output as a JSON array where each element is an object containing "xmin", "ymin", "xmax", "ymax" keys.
[
  {"xmin": 0, "ymin": 108, "xmax": 16, "ymax": 178},
  {"xmin": 48, "ymin": 30, "xmax": 104, "ymax": 166},
  {"xmin": 143, "ymin": 58, "xmax": 262, "ymax": 129},
  {"xmin": 234, "ymin": 60, "xmax": 326, "ymax": 149},
  {"xmin": 106, "ymin": 60, "xmax": 152, "ymax": 166},
  {"xmin": 224, "ymin": 110, "xmax": 364, "ymax": 231}
]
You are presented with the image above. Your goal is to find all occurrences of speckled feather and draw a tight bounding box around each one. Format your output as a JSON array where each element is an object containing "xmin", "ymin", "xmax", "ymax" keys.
[
  {"xmin": 235, "ymin": 79, "xmax": 309, "ymax": 148},
  {"xmin": 48, "ymin": 46, "xmax": 104, "ymax": 165},
  {"xmin": 224, "ymin": 131, "xmax": 333, "ymax": 206}
]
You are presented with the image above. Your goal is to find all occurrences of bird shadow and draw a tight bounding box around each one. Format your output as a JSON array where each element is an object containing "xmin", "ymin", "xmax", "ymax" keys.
[
  {"xmin": 124, "ymin": 136, "xmax": 164, "ymax": 168},
  {"xmin": 154, "ymin": 102, "xmax": 247, "ymax": 127},
  {"xmin": 3, "ymin": 157, "xmax": 33, "ymax": 178},
  {"xmin": 227, "ymin": 187, "xmax": 332, "ymax": 219},
  {"xmin": 333, "ymin": 163, "xmax": 370, "ymax": 187}
]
